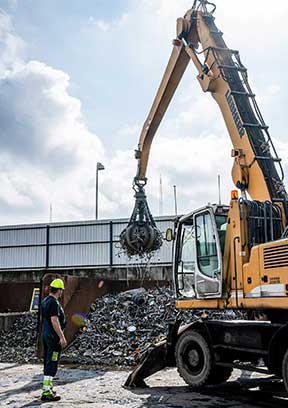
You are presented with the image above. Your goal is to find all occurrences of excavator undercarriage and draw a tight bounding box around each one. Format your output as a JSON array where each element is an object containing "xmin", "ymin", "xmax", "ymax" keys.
[{"xmin": 125, "ymin": 318, "xmax": 288, "ymax": 389}]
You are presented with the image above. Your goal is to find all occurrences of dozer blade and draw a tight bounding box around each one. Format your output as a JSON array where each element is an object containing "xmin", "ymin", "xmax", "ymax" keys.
[
  {"xmin": 124, "ymin": 320, "xmax": 181, "ymax": 388},
  {"xmin": 124, "ymin": 341, "xmax": 168, "ymax": 388}
]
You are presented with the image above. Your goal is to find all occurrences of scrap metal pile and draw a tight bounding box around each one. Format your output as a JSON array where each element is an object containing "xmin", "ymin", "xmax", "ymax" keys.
[
  {"xmin": 0, "ymin": 313, "xmax": 38, "ymax": 363},
  {"xmin": 62, "ymin": 287, "xmax": 242, "ymax": 367},
  {"xmin": 0, "ymin": 288, "xmax": 245, "ymax": 366},
  {"xmin": 62, "ymin": 287, "xmax": 186, "ymax": 366}
]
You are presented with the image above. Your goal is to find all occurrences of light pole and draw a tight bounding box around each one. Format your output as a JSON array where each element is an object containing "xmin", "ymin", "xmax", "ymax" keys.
[
  {"xmin": 218, "ymin": 174, "xmax": 222, "ymax": 205},
  {"xmin": 96, "ymin": 162, "xmax": 105, "ymax": 220},
  {"xmin": 173, "ymin": 185, "xmax": 178, "ymax": 216}
]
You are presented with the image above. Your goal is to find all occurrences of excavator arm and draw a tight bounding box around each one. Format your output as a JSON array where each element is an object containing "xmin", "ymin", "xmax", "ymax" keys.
[
  {"xmin": 121, "ymin": 0, "xmax": 287, "ymax": 257},
  {"xmin": 135, "ymin": 33, "xmax": 190, "ymax": 181}
]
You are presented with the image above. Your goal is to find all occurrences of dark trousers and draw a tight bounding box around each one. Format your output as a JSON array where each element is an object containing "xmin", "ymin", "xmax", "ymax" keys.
[{"xmin": 43, "ymin": 336, "xmax": 62, "ymax": 377}]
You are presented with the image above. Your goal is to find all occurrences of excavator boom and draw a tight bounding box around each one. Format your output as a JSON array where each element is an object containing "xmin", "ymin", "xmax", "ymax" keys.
[{"xmin": 120, "ymin": 0, "xmax": 287, "ymax": 257}]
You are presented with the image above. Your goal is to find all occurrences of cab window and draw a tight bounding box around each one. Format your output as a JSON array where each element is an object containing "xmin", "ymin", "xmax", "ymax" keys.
[
  {"xmin": 215, "ymin": 215, "xmax": 227, "ymax": 255},
  {"xmin": 177, "ymin": 223, "xmax": 195, "ymax": 298},
  {"xmin": 195, "ymin": 212, "xmax": 219, "ymax": 278}
]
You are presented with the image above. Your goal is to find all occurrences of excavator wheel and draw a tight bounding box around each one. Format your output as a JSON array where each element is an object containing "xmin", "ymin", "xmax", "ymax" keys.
[
  {"xmin": 282, "ymin": 349, "xmax": 288, "ymax": 393},
  {"xmin": 175, "ymin": 330, "xmax": 213, "ymax": 389}
]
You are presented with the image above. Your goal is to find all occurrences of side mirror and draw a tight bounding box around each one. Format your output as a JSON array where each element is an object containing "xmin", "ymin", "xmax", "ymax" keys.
[{"xmin": 165, "ymin": 228, "xmax": 174, "ymax": 242}]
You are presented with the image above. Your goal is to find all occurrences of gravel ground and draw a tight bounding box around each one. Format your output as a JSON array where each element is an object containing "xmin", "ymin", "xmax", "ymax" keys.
[{"xmin": 0, "ymin": 363, "xmax": 287, "ymax": 408}]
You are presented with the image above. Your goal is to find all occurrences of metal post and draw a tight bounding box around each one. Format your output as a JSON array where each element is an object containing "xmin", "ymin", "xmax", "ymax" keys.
[
  {"xmin": 95, "ymin": 162, "xmax": 105, "ymax": 220},
  {"xmin": 109, "ymin": 221, "xmax": 113, "ymax": 268},
  {"xmin": 173, "ymin": 185, "xmax": 178, "ymax": 216},
  {"xmin": 95, "ymin": 167, "xmax": 99, "ymax": 220},
  {"xmin": 218, "ymin": 174, "xmax": 221, "ymax": 205},
  {"xmin": 45, "ymin": 225, "xmax": 50, "ymax": 269}
]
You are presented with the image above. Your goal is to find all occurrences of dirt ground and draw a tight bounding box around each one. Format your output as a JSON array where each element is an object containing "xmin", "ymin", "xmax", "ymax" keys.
[{"xmin": 0, "ymin": 363, "xmax": 288, "ymax": 408}]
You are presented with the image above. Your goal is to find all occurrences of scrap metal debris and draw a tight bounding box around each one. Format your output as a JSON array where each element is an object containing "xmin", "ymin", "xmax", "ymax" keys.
[
  {"xmin": 62, "ymin": 287, "xmax": 182, "ymax": 366},
  {"xmin": 62, "ymin": 287, "xmax": 244, "ymax": 367},
  {"xmin": 0, "ymin": 312, "xmax": 38, "ymax": 363},
  {"xmin": 0, "ymin": 287, "xmax": 246, "ymax": 367}
]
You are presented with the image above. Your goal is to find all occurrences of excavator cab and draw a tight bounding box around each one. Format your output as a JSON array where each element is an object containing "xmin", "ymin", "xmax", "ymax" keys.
[{"xmin": 174, "ymin": 205, "xmax": 229, "ymax": 300}]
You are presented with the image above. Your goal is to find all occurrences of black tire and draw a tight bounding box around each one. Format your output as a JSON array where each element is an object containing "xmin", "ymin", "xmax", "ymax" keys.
[
  {"xmin": 282, "ymin": 349, "xmax": 288, "ymax": 393},
  {"xmin": 207, "ymin": 366, "xmax": 232, "ymax": 385},
  {"xmin": 175, "ymin": 330, "xmax": 213, "ymax": 388}
]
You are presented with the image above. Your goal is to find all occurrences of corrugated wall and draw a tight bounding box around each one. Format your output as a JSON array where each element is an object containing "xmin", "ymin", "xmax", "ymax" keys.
[{"xmin": 0, "ymin": 217, "xmax": 175, "ymax": 270}]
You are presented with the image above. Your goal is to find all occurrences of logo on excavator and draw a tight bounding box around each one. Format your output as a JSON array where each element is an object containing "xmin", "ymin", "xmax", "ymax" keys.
[{"xmin": 225, "ymin": 91, "xmax": 245, "ymax": 138}]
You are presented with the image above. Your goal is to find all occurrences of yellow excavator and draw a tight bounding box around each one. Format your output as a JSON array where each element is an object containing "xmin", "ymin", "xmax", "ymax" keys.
[{"xmin": 122, "ymin": 0, "xmax": 288, "ymax": 391}]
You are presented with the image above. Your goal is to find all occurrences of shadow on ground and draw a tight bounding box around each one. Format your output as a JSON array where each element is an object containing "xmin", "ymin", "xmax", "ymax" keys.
[{"xmin": 130, "ymin": 377, "xmax": 288, "ymax": 408}]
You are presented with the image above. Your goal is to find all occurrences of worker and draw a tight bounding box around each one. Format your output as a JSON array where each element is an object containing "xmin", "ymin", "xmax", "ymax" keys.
[{"xmin": 40, "ymin": 278, "xmax": 67, "ymax": 401}]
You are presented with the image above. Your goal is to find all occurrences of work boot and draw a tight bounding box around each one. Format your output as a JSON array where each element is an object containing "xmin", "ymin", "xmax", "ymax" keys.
[{"xmin": 41, "ymin": 391, "xmax": 61, "ymax": 402}]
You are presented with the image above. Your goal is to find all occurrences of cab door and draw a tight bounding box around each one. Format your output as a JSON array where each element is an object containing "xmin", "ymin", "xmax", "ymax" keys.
[
  {"xmin": 175, "ymin": 221, "xmax": 196, "ymax": 298},
  {"xmin": 194, "ymin": 208, "xmax": 222, "ymax": 298}
]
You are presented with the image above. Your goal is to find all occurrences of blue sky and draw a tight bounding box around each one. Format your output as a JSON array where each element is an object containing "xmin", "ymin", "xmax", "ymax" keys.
[
  {"xmin": 0, "ymin": 0, "xmax": 287, "ymax": 225},
  {"xmin": 1, "ymin": 0, "xmax": 180, "ymax": 152},
  {"xmin": 1, "ymin": 0, "xmax": 144, "ymax": 149}
]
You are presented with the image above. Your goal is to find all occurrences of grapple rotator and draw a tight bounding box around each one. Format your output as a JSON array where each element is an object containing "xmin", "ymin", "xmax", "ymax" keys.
[{"xmin": 120, "ymin": 179, "xmax": 163, "ymax": 257}]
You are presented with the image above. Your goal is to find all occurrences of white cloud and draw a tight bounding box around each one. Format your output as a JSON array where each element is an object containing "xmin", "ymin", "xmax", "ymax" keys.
[
  {"xmin": 147, "ymin": 133, "xmax": 233, "ymax": 214},
  {"xmin": 0, "ymin": 2, "xmax": 287, "ymax": 225},
  {"xmin": 90, "ymin": 13, "xmax": 129, "ymax": 31},
  {"xmin": 0, "ymin": 10, "xmax": 24, "ymax": 76},
  {"xmin": 0, "ymin": 13, "xmax": 106, "ymax": 224}
]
